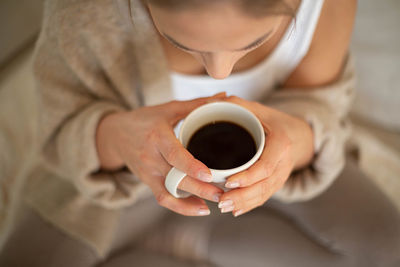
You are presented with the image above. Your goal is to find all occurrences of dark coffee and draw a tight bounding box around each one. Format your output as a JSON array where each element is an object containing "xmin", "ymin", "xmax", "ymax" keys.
[{"xmin": 187, "ymin": 121, "xmax": 257, "ymax": 170}]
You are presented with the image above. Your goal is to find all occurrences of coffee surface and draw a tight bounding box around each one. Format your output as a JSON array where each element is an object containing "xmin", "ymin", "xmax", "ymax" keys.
[{"xmin": 187, "ymin": 121, "xmax": 257, "ymax": 170}]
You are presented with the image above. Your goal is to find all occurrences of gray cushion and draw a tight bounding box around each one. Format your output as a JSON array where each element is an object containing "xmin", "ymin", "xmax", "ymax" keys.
[{"xmin": 350, "ymin": 0, "xmax": 400, "ymax": 131}]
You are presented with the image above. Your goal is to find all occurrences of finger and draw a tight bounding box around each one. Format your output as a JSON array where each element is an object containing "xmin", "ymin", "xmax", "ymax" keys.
[
  {"xmin": 225, "ymin": 127, "xmax": 287, "ymax": 189},
  {"xmin": 154, "ymin": 150, "xmax": 174, "ymax": 177},
  {"xmin": 166, "ymin": 92, "xmax": 227, "ymax": 124},
  {"xmin": 133, "ymin": 151, "xmax": 212, "ymax": 217},
  {"xmin": 126, "ymin": 145, "xmax": 171, "ymax": 179},
  {"xmin": 224, "ymin": 95, "xmax": 253, "ymax": 110},
  {"xmin": 219, "ymin": 178, "xmax": 275, "ymax": 214},
  {"xmin": 157, "ymin": 126, "xmax": 213, "ymax": 182},
  {"xmin": 147, "ymin": 174, "xmax": 211, "ymax": 216},
  {"xmin": 158, "ymin": 194, "xmax": 211, "ymax": 216},
  {"xmin": 153, "ymin": 151, "xmax": 222, "ymax": 202},
  {"xmin": 232, "ymin": 197, "xmax": 264, "ymax": 217},
  {"xmin": 219, "ymin": 159, "xmax": 291, "ymax": 215},
  {"xmin": 178, "ymin": 176, "xmax": 224, "ymax": 202},
  {"xmin": 225, "ymin": 95, "xmax": 266, "ymax": 112}
]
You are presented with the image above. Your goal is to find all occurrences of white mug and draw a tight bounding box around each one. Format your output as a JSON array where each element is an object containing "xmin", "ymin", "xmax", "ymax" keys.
[{"xmin": 165, "ymin": 101, "xmax": 265, "ymax": 198}]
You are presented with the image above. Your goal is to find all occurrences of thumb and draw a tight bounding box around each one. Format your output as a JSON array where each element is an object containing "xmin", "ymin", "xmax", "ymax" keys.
[{"xmin": 169, "ymin": 92, "xmax": 227, "ymax": 123}]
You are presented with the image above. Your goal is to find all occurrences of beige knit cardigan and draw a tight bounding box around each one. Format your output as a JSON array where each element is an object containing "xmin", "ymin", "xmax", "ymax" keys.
[{"xmin": 24, "ymin": 0, "xmax": 355, "ymax": 257}]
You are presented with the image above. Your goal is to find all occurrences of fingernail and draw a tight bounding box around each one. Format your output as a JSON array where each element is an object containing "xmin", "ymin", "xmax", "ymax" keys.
[
  {"xmin": 214, "ymin": 92, "xmax": 226, "ymax": 97},
  {"xmin": 221, "ymin": 205, "xmax": 234, "ymax": 213},
  {"xmin": 225, "ymin": 181, "xmax": 240, "ymax": 189},
  {"xmin": 233, "ymin": 209, "xmax": 244, "ymax": 217},
  {"xmin": 218, "ymin": 200, "xmax": 234, "ymax": 209},
  {"xmin": 213, "ymin": 193, "xmax": 222, "ymax": 202},
  {"xmin": 198, "ymin": 208, "xmax": 210, "ymax": 216},
  {"xmin": 198, "ymin": 172, "xmax": 213, "ymax": 182}
]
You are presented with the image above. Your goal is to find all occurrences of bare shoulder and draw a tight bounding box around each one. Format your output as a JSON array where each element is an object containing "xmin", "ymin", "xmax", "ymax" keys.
[{"xmin": 283, "ymin": 0, "xmax": 357, "ymax": 88}]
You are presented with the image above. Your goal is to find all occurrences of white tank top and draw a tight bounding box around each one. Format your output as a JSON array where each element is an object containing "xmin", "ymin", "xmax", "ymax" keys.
[{"xmin": 170, "ymin": 0, "xmax": 324, "ymax": 101}]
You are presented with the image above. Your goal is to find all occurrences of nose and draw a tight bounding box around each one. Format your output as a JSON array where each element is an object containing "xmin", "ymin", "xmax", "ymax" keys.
[{"xmin": 200, "ymin": 52, "xmax": 237, "ymax": 79}]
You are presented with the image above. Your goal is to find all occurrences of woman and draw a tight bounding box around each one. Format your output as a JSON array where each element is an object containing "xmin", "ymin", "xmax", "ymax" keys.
[{"xmin": 1, "ymin": 0, "xmax": 399, "ymax": 266}]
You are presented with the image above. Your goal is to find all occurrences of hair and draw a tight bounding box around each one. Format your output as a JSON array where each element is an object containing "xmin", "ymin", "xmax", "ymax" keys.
[{"xmin": 145, "ymin": 0, "xmax": 298, "ymax": 18}]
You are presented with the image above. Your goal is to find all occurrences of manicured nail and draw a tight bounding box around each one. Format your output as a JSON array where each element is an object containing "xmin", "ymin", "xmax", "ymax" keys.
[
  {"xmin": 198, "ymin": 208, "xmax": 210, "ymax": 216},
  {"xmin": 213, "ymin": 193, "xmax": 222, "ymax": 202},
  {"xmin": 214, "ymin": 92, "xmax": 226, "ymax": 97},
  {"xmin": 221, "ymin": 206, "xmax": 234, "ymax": 213},
  {"xmin": 198, "ymin": 172, "xmax": 213, "ymax": 182},
  {"xmin": 233, "ymin": 210, "xmax": 244, "ymax": 217},
  {"xmin": 218, "ymin": 200, "xmax": 234, "ymax": 209},
  {"xmin": 225, "ymin": 181, "xmax": 240, "ymax": 188}
]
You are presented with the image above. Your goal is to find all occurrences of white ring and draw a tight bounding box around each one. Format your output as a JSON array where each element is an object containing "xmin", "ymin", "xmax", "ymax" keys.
[{"xmin": 165, "ymin": 167, "xmax": 192, "ymax": 198}]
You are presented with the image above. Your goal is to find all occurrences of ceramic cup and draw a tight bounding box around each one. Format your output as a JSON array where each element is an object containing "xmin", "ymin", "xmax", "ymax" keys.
[{"xmin": 165, "ymin": 101, "xmax": 265, "ymax": 198}]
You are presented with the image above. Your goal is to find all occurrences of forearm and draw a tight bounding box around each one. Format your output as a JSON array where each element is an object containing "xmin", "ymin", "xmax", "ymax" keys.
[
  {"xmin": 96, "ymin": 111, "xmax": 125, "ymax": 171},
  {"xmin": 290, "ymin": 117, "xmax": 314, "ymax": 170}
]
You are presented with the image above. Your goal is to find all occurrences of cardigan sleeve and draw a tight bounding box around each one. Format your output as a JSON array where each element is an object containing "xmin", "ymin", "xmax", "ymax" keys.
[
  {"xmin": 264, "ymin": 55, "xmax": 356, "ymax": 203},
  {"xmin": 32, "ymin": 0, "xmax": 147, "ymax": 209}
]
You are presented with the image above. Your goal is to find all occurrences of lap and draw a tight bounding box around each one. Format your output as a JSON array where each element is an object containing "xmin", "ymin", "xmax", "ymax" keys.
[
  {"xmin": 208, "ymin": 159, "xmax": 400, "ymax": 267},
  {"xmin": 268, "ymin": 158, "xmax": 400, "ymax": 258},
  {"xmin": 0, "ymin": 196, "xmax": 169, "ymax": 267},
  {"xmin": 0, "ymin": 204, "xmax": 98, "ymax": 267},
  {"xmin": 1, "ymin": 160, "xmax": 399, "ymax": 267}
]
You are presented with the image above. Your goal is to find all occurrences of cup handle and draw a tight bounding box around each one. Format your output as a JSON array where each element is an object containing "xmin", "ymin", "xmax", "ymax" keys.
[{"xmin": 165, "ymin": 167, "xmax": 192, "ymax": 198}]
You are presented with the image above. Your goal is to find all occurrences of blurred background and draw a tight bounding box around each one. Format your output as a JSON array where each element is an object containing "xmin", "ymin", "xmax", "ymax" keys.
[
  {"xmin": 0, "ymin": 0, "xmax": 399, "ymax": 248},
  {"xmin": 0, "ymin": 0, "xmax": 44, "ymax": 67}
]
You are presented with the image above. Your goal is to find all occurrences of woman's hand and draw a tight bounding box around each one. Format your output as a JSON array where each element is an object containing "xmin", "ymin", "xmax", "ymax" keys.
[
  {"xmin": 218, "ymin": 96, "xmax": 314, "ymax": 216},
  {"xmin": 96, "ymin": 93, "xmax": 227, "ymax": 216}
]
